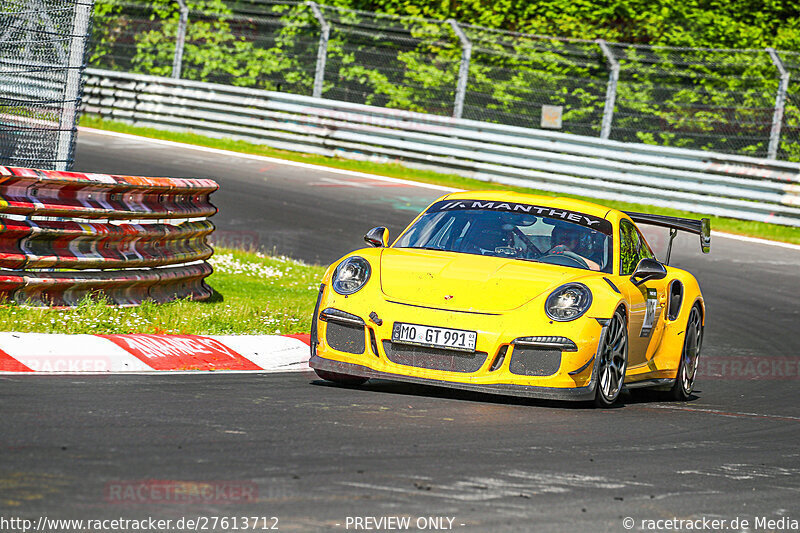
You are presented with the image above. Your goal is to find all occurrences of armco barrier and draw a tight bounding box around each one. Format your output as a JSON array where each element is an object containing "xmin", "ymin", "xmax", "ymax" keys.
[
  {"xmin": 0, "ymin": 165, "xmax": 218, "ymax": 306},
  {"xmin": 82, "ymin": 68, "xmax": 800, "ymax": 227}
]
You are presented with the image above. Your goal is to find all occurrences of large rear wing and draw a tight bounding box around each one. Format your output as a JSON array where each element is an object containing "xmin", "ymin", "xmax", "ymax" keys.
[{"xmin": 624, "ymin": 212, "xmax": 711, "ymax": 262}]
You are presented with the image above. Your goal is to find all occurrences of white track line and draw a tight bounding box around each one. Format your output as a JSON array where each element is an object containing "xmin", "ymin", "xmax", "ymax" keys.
[
  {"xmin": 646, "ymin": 404, "xmax": 800, "ymax": 422},
  {"xmin": 79, "ymin": 127, "xmax": 800, "ymax": 251},
  {"xmin": 710, "ymin": 230, "xmax": 800, "ymax": 251}
]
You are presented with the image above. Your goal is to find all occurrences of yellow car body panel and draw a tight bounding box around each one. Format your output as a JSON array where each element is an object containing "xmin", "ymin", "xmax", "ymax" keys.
[{"xmin": 310, "ymin": 191, "xmax": 707, "ymax": 401}]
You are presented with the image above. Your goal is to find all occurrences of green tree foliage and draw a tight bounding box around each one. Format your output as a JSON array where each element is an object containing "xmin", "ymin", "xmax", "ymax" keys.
[
  {"xmin": 92, "ymin": 0, "xmax": 318, "ymax": 92},
  {"xmin": 334, "ymin": 0, "xmax": 800, "ymax": 50},
  {"xmin": 91, "ymin": 0, "xmax": 800, "ymax": 160}
]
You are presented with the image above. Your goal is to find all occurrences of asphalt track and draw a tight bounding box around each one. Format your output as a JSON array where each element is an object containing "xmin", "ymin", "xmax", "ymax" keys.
[{"xmin": 1, "ymin": 129, "xmax": 799, "ymax": 532}]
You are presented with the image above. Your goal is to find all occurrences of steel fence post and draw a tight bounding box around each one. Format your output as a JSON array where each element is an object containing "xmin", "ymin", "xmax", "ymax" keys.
[
  {"xmin": 56, "ymin": 0, "xmax": 93, "ymax": 171},
  {"xmin": 447, "ymin": 19, "xmax": 471, "ymax": 120},
  {"xmin": 307, "ymin": 2, "xmax": 329, "ymax": 99},
  {"xmin": 172, "ymin": 0, "xmax": 188, "ymax": 79},
  {"xmin": 598, "ymin": 40, "xmax": 619, "ymax": 140},
  {"xmin": 767, "ymin": 48, "xmax": 789, "ymax": 160}
]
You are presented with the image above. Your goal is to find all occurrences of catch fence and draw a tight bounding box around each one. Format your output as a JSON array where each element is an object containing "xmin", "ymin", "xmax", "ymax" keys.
[
  {"xmin": 0, "ymin": 0, "xmax": 94, "ymax": 170},
  {"xmin": 89, "ymin": 0, "xmax": 800, "ymax": 161}
]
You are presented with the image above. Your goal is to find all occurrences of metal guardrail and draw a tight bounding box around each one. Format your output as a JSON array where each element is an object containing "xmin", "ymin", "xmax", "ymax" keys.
[
  {"xmin": 0, "ymin": 164, "xmax": 218, "ymax": 306},
  {"xmin": 82, "ymin": 68, "xmax": 800, "ymax": 227}
]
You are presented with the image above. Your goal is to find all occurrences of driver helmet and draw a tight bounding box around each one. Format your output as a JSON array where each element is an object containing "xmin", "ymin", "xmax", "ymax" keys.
[{"xmin": 551, "ymin": 225, "xmax": 583, "ymax": 251}]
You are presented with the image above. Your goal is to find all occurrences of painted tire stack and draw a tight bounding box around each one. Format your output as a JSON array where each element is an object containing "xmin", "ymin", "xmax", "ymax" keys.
[{"xmin": 0, "ymin": 165, "xmax": 218, "ymax": 306}]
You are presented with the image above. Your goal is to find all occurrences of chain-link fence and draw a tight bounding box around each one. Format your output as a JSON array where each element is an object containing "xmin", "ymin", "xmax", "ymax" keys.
[
  {"xmin": 0, "ymin": 0, "xmax": 94, "ymax": 171},
  {"xmin": 780, "ymin": 50, "xmax": 800, "ymax": 162},
  {"xmin": 89, "ymin": 0, "xmax": 800, "ymax": 162}
]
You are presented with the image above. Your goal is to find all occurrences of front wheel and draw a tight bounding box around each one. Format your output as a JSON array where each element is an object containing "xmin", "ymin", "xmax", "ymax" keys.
[
  {"xmin": 594, "ymin": 309, "xmax": 628, "ymax": 407},
  {"xmin": 668, "ymin": 305, "xmax": 703, "ymax": 401},
  {"xmin": 314, "ymin": 369, "xmax": 369, "ymax": 386}
]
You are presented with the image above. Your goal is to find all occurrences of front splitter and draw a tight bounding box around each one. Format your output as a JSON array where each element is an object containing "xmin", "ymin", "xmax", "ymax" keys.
[{"xmin": 310, "ymin": 354, "xmax": 597, "ymax": 401}]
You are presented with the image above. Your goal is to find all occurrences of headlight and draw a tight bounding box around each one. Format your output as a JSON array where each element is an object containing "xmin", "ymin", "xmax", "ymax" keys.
[
  {"xmin": 332, "ymin": 256, "xmax": 371, "ymax": 295},
  {"xmin": 545, "ymin": 283, "xmax": 592, "ymax": 321}
]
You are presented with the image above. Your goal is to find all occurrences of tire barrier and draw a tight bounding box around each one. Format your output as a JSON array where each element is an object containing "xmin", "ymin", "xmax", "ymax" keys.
[
  {"xmin": 0, "ymin": 219, "xmax": 214, "ymax": 270},
  {"xmin": 0, "ymin": 165, "xmax": 218, "ymax": 307},
  {"xmin": 0, "ymin": 165, "xmax": 217, "ymax": 219}
]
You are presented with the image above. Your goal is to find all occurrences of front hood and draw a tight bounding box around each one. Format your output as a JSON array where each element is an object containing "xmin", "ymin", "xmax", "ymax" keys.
[{"xmin": 380, "ymin": 248, "xmax": 581, "ymax": 313}]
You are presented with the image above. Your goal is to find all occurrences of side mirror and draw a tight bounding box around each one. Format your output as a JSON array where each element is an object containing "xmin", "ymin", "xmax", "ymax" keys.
[
  {"xmin": 630, "ymin": 257, "xmax": 667, "ymax": 286},
  {"xmin": 364, "ymin": 226, "xmax": 388, "ymax": 248}
]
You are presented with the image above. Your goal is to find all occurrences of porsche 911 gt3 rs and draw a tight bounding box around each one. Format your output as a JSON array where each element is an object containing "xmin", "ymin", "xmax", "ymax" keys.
[{"xmin": 309, "ymin": 191, "xmax": 710, "ymax": 406}]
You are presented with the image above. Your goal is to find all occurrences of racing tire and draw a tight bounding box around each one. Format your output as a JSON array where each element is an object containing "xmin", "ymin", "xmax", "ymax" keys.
[
  {"xmin": 594, "ymin": 309, "xmax": 628, "ymax": 407},
  {"xmin": 314, "ymin": 369, "xmax": 369, "ymax": 386},
  {"xmin": 668, "ymin": 305, "xmax": 703, "ymax": 401}
]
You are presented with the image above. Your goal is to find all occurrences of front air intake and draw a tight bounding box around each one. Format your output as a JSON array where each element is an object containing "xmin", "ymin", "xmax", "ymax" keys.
[
  {"xmin": 326, "ymin": 322, "xmax": 366, "ymax": 354},
  {"xmin": 508, "ymin": 346, "xmax": 562, "ymax": 376},
  {"xmin": 383, "ymin": 341, "xmax": 487, "ymax": 373}
]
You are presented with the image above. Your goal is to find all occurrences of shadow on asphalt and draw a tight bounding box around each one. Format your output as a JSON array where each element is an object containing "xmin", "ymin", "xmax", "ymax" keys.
[
  {"xmin": 311, "ymin": 378, "xmax": 599, "ymax": 410},
  {"xmin": 623, "ymin": 387, "xmax": 702, "ymax": 404},
  {"xmin": 310, "ymin": 378, "xmax": 701, "ymax": 410}
]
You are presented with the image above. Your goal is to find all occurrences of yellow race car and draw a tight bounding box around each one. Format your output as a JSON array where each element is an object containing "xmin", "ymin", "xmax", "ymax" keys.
[{"xmin": 309, "ymin": 191, "xmax": 710, "ymax": 406}]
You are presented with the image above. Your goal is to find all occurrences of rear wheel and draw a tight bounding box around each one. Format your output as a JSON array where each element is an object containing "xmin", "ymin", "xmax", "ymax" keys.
[
  {"xmin": 668, "ymin": 305, "xmax": 702, "ymax": 401},
  {"xmin": 594, "ymin": 309, "xmax": 628, "ymax": 407},
  {"xmin": 314, "ymin": 369, "xmax": 369, "ymax": 386}
]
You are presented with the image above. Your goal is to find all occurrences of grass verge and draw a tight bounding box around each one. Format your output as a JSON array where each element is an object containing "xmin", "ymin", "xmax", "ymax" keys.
[
  {"xmin": 80, "ymin": 114, "xmax": 799, "ymax": 245},
  {"xmin": 0, "ymin": 248, "xmax": 325, "ymax": 335}
]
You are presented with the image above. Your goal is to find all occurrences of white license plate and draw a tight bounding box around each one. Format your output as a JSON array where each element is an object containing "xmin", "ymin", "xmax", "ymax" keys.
[{"xmin": 392, "ymin": 322, "xmax": 477, "ymax": 352}]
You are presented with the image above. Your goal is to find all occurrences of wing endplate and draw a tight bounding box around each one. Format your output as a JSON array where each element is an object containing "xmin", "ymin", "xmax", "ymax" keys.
[{"xmin": 624, "ymin": 212, "xmax": 711, "ymax": 254}]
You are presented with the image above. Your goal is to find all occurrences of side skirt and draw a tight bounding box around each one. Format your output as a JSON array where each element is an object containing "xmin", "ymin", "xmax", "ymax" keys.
[{"xmin": 624, "ymin": 378, "xmax": 675, "ymax": 391}]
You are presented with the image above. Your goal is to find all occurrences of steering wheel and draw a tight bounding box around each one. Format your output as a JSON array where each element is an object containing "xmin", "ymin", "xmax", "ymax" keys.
[
  {"xmin": 511, "ymin": 228, "xmax": 543, "ymax": 259},
  {"xmin": 541, "ymin": 245, "xmax": 590, "ymax": 269}
]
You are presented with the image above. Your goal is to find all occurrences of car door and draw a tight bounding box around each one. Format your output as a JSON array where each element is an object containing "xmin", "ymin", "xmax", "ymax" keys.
[
  {"xmin": 618, "ymin": 219, "xmax": 668, "ymax": 369},
  {"xmin": 637, "ymin": 228, "xmax": 669, "ymax": 360}
]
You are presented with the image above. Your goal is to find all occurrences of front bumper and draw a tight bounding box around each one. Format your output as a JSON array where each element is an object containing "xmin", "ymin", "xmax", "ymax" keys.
[
  {"xmin": 310, "ymin": 286, "xmax": 608, "ymax": 402},
  {"xmin": 310, "ymin": 354, "xmax": 599, "ymax": 401}
]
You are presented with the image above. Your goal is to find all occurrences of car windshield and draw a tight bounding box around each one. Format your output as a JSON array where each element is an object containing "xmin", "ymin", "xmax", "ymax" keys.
[{"xmin": 394, "ymin": 199, "xmax": 613, "ymax": 272}]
